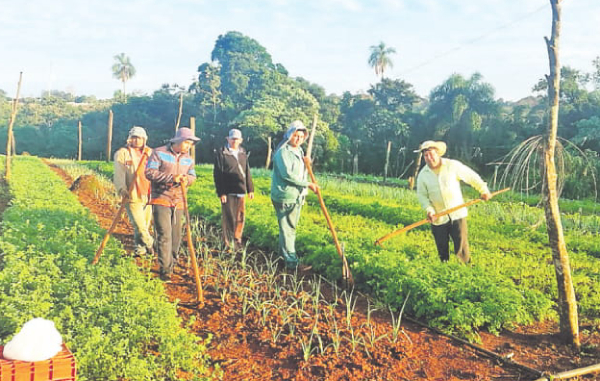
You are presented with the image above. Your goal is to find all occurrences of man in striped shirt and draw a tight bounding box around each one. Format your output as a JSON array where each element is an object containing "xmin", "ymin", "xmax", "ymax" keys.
[{"xmin": 146, "ymin": 127, "xmax": 199, "ymax": 281}]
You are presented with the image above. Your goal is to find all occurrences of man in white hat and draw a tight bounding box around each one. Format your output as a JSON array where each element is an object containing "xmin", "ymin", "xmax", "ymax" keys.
[
  {"xmin": 213, "ymin": 128, "xmax": 254, "ymax": 249},
  {"xmin": 415, "ymin": 140, "xmax": 492, "ymax": 263},
  {"xmin": 271, "ymin": 121, "xmax": 318, "ymax": 270},
  {"xmin": 114, "ymin": 126, "xmax": 154, "ymax": 256}
]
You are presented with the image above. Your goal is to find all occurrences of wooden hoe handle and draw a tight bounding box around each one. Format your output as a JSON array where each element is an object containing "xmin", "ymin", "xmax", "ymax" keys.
[
  {"xmin": 93, "ymin": 151, "xmax": 149, "ymax": 264},
  {"xmin": 303, "ymin": 156, "xmax": 354, "ymax": 285},
  {"xmin": 374, "ymin": 187, "xmax": 511, "ymax": 246},
  {"xmin": 181, "ymin": 183, "xmax": 204, "ymax": 304}
]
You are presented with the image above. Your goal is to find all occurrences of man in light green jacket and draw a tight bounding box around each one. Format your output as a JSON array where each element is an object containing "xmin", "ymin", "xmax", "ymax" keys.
[
  {"xmin": 271, "ymin": 121, "xmax": 318, "ymax": 269},
  {"xmin": 416, "ymin": 140, "xmax": 492, "ymax": 263}
]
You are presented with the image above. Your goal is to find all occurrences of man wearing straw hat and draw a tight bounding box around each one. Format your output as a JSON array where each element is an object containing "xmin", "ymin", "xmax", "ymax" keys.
[
  {"xmin": 415, "ymin": 140, "xmax": 492, "ymax": 263},
  {"xmin": 271, "ymin": 120, "xmax": 318, "ymax": 270},
  {"xmin": 114, "ymin": 126, "xmax": 153, "ymax": 257},
  {"xmin": 145, "ymin": 127, "xmax": 200, "ymax": 281}
]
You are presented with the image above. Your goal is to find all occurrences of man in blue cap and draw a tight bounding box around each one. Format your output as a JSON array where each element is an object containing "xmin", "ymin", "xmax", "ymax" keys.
[{"xmin": 145, "ymin": 127, "xmax": 199, "ymax": 281}]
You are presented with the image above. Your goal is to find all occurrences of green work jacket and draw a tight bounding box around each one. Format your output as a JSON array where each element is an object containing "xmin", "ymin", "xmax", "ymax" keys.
[{"xmin": 270, "ymin": 144, "xmax": 309, "ymax": 204}]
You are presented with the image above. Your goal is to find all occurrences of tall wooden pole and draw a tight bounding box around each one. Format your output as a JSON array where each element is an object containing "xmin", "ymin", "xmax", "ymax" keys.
[
  {"xmin": 10, "ymin": 131, "xmax": 16, "ymax": 158},
  {"xmin": 265, "ymin": 136, "xmax": 272, "ymax": 169},
  {"xmin": 190, "ymin": 116, "xmax": 196, "ymax": 163},
  {"xmin": 175, "ymin": 93, "xmax": 184, "ymax": 131},
  {"xmin": 384, "ymin": 141, "xmax": 392, "ymax": 181},
  {"xmin": 543, "ymin": 0, "xmax": 579, "ymax": 348},
  {"xmin": 352, "ymin": 141, "xmax": 359, "ymax": 175},
  {"xmin": 5, "ymin": 72, "xmax": 23, "ymax": 182},
  {"xmin": 410, "ymin": 151, "xmax": 422, "ymax": 190},
  {"xmin": 77, "ymin": 121, "xmax": 82, "ymax": 161},
  {"xmin": 106, "ymin": 110, "xmax": 114, "ymax": 162},
  {"xmin": 306, "ymin": 114, "xmax": 318, "ymax": 161}
]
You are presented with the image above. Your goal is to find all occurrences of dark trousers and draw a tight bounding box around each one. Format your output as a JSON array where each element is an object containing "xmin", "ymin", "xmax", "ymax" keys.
[
  {"xmin": 153, "ymin": 205, "xmax": 184, "ymax": 276},
  {"xmin": 431, "ymin": 218, "xmax": 470, "ymax": 263},
  {"xmin": 221, "ymin": 195, "xmax": 246, "ymax": 246}
]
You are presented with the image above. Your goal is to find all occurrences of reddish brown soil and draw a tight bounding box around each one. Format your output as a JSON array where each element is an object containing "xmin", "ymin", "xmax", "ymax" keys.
[{"xmin": 46, "ymin": 162, "xmax": 600, "ymax": 381}]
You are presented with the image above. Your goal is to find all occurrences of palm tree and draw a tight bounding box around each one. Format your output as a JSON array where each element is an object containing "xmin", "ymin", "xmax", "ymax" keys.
[
  {"xmin": 112, "ymin": 53, "xmax": 136, "ymax": 98},
  {"xmin": 368, "ymin": 42, "xmax": 396, "ymax": 80}
]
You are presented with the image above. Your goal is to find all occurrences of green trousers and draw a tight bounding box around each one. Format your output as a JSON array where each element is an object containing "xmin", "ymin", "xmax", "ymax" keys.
[{"xmin": 272, "ymin": 199, "xmax": 304, "ymax": 268}]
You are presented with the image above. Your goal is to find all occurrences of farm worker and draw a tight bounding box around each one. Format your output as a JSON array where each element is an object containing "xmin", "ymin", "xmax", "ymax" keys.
[
  {"xmin": 145, "ymin": 127, "xmax": 199, "ymax": 282},
  {"xmin": 113, "ymin": 126, "xmax": 154, "ymax": 257},
  {"xmin": 415, "ymin": 140, "xmax": 492, "ymax": 263},
  {"xmin": 270, "ymin": 120, "xmax": 318, "ymax": 270},
  {"xmin": 213, "ymin": 128, "xmax": 255, "ymax": 250}
]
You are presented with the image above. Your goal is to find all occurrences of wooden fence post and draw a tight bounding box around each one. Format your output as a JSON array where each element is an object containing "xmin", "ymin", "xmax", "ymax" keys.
[
  {"xmin": 190, "ymin": 116, "xmax": 196, "ymax": 163},
  {"xmin": 78, "ymin": 121, "xmax": 82, "ymax": 161},
  {"xmin": 175, "ymin": 93, "xmax": 183, "ymax": 131},
  {"xmin": 106, "ymin": 109, "xmax": 113, "ymax": 162},
  {"xmin": 10, "ymin": 131, "xmax": 16, "ymax": 159},
  {"xmin": 306, "ymin": 114, "xmax": 318, "ymax": 161},
  {"xmin": 265, "ymin": 136, "xmax": 272, "ymax": 169},
  {"xmin": 410, "ymin": 151, "xmax": 422, "ymax": 190},
  {"xmin": 384, "ymin": 141, "xmax": 392, "ymax": 181},
  {"xmin": 5, "ymin": 71, "xmax": 23, "ymax": 182}
]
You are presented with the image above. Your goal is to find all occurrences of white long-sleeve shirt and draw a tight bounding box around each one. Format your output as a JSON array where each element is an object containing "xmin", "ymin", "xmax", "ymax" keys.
[{"xmin": 416, "ymin": 158, "xmax": 489, "ymax": 225}]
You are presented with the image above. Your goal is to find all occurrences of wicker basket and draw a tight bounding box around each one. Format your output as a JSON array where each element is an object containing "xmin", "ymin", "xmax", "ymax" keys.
[{"xmin": 0, "ymin": 344, "xmax": 76, "ymax": 381}]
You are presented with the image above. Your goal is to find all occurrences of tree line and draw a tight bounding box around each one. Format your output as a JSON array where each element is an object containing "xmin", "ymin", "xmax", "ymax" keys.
[{"xmin": 2, "ymin": 30, "xmax": 600, "ymax": 199}]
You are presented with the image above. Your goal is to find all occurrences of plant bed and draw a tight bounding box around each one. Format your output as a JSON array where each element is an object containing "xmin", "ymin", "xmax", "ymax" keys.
[{"xmin": 57, "ymin": 160, "xmax": 600, "ymax": 380}]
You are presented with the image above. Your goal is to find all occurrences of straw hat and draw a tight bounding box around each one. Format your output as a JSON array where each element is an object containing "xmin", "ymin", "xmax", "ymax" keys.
[{"xmin": 414, "ymin": 140, "xmax": 447, "ymax": 156}]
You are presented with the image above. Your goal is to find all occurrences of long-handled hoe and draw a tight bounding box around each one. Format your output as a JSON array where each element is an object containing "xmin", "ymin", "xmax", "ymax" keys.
[
  {"xmin": 374, "ymin": 187, "xmax": 511, "ymax": 246},
  {"xmin": 92, "ymin": 149, "xmax": 150, "ymax": 264},
  {"xmin": 180, "ymin": 183, "xmax": 204, "ymax": 306},
  {"xmin": 303, "ymin": 116, "xmax": 354, "ymax": 286}
]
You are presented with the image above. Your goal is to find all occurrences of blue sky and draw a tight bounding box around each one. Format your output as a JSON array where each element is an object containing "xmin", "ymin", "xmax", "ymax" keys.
[{"xmin": 1, "ymin": 0, "xmax": 598, "ymax": 101}]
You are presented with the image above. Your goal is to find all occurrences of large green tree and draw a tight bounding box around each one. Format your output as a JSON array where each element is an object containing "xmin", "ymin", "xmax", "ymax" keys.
[
  {"xmin": 192, "ymin": 63, "xmax": 222, "ymax": 125},
  {"xmin": 427, "ymin": 73, "xmax": 498, "ymax": 162},
  {"xmin": 368, "ymin": 78, "xmax": 418, "ymax": 113},
  {"xmin": 211, "ymin": 31, "xmax": 276, "ymax": 113}
]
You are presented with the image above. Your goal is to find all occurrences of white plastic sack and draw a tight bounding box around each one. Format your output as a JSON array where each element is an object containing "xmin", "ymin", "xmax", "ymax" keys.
[{"xmin": 2, "ymin": 318, "xmax": 63, "ymax": 362}]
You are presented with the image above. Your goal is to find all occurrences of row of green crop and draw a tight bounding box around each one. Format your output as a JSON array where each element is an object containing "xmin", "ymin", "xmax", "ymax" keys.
[
  {"xmin": 311, "ymin": 172, "xmax": 600, "ymax": 324},
  {"xmin": 180, "ymin": 166, "xmax": 558, "ymax": 338},
  {"xmin": 0, "ymin": 157, "xmax": 215, "ymax": 380},
  {"xmin": 85, "ymin": 162, "xmax": 600, "ymax": 339}
]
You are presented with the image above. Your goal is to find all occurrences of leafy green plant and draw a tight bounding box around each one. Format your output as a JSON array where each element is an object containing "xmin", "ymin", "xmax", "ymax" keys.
[{"xmin": 0, "ymin": 157, "xmax": 217, "ymax": 380}]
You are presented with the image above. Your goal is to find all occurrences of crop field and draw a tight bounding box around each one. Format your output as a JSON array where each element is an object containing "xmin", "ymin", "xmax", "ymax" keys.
[
  {"xmin": 86, "ymin": 161, "xmax": 600, "ymax": 339},
  {"xmin": 0, "ymin": 157, "xmax": 214, "ymax": 380},
  {"xmin": 2, "ymin": 156, "xmax": 600, "ymax": 380}
]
